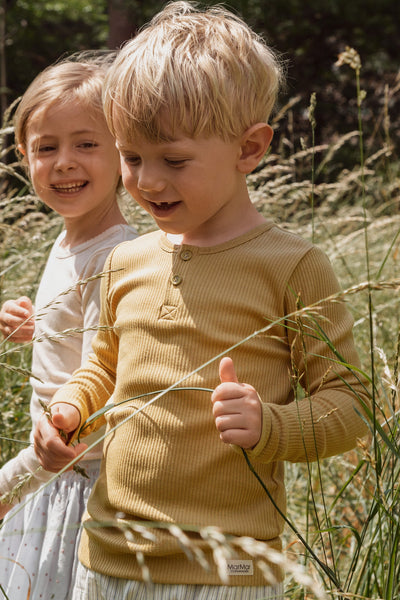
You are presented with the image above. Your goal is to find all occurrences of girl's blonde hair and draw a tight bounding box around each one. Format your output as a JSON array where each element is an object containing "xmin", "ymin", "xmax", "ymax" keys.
[
  {"xmin": 15, "ymin": 51, "xmax": 116, "ymax": 152},
  {"xmin": 103, "ymin": 1, "xmax": 285, "ymax": 142}
]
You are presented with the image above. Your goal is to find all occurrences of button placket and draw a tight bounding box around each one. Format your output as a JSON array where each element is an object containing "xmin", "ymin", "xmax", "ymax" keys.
[
  {"xmin": 180, "ymin": 249, "xmax": 193, "ymax": 261},
  {"xmin": 171, "ymin": 274, "xmax": 183, "ymax": 286},
  {"xmin": 170, "ymin": 248, "xmax": 194, "ymax": 286},
  {"xmin": 159, "ymin": 247, "xmax": 195, "ymax": 319}
]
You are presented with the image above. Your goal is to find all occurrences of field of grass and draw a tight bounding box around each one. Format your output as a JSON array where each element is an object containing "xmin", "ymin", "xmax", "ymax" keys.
[{"xmin": 1, "ymin": 50, "xmax": 400, "ymax": 598}]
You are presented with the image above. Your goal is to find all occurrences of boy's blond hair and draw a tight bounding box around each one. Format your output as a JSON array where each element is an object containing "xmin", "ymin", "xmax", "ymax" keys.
[
  {"xmin": 103, "ymin": 1, "xmax": 284, "ymax": 142},
  {"xmin": 15, "ymin": 51, "xmax": 116, "ymax": 152}
]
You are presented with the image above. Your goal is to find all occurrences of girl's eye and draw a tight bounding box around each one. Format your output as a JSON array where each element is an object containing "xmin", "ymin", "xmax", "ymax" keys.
[
  {"xmin": 37, "ymin": 145, "xmax": 55, "ymax": 153},
  {"xmin": 79, "ymin": 141, "xmax": 98, "ymax": 149}
]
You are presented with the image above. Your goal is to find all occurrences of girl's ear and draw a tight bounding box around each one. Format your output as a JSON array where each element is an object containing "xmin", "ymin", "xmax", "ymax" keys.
[
  {"xmin": 17, "ymin": 143, "xmax": 26, "ymax": 156},
  {"xmin": 236, "ymin": 123, "xmax": 273, "ymax": 174}
]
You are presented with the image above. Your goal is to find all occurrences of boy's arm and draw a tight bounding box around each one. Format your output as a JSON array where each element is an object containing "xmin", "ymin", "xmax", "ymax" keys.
[
  {"xmin": 79, "ymin": 228, "xmax": 137, "ymax": 362},
  {"xmin": 79, "ymin": 245, "xmax": 120, "ymax": 362},
  {"xmin": 213, "ymin": 246, "xmax": 371, "ymax": 463}
]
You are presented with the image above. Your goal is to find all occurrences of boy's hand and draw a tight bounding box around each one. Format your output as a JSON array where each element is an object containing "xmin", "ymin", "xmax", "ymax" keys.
[
  {"xmin": 0, "ymin": 296, "xmax": 34, "ymax": 342},
  {"xmin": 211, "ymin": 357, "xmax": 262, "ymax": 449},
  {"xmin": 34, "ymin": 403, "xmax": 87, "ymax": 472}
]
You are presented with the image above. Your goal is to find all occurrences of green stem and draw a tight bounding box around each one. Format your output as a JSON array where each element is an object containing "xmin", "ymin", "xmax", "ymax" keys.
[
  {"xmin": 78, "ymin": 387, "xmax": 213, "ymax": 441},
  {"xmin": 241, "ymin": 448, "xmax": 344, "ymax": 591}
]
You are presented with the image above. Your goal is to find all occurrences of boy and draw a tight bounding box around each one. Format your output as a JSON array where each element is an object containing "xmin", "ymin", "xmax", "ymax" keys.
[{"xmin": 34, "ymin": 2, "xmax": 370, "ymax": 598}]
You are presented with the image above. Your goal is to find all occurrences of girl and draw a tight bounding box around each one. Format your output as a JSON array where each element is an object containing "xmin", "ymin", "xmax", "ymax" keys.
[{"xmin": 0, "ymin": 52, "xmax": 137, "ymax": 599}]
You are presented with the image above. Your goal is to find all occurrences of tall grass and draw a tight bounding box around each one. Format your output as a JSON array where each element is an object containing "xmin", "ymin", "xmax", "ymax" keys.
[
  {"xmin": 1, "ymin": 50, "xmax": 400, "ymax": 598},
  {"xmin": 259, "ymin": 49, "xmax": 400, "ymax": 598}
]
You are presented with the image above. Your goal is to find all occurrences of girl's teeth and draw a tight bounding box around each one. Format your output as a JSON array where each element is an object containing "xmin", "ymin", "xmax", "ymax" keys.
[{"xmin": 54, "ymin": 182, "xmax": 85, "ymax": 192}]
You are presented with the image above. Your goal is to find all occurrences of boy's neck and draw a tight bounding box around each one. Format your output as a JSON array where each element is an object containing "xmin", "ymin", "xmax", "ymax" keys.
[{"xmin": 167, "ymin": 210, "xmax": 266, "ymax": 247}]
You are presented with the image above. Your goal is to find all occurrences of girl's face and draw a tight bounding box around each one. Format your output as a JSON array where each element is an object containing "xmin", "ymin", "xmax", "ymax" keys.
[{"xmin": 23, "ymin": 100, "xmax": 121, "ymax": 225}]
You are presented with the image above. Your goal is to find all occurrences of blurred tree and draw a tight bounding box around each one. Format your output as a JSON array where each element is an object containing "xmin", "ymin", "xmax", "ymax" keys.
[
  {"xmin": 105, "ymin": 0, "xmax": 400, "ymax": 149},
  {"xmin": 3, "ymin": 0, "xmax": 108, "ymax": 109},
  {"xmin": 0, "ymin": 0, "xmax": 6, "ymax": 117},
  {"xmin": 1, "ymin": 0, "xmax": 399, "ymax": 151},
  {"xmin": 107, "ymin": 0, "xmax": 163, "ymax": 48}
]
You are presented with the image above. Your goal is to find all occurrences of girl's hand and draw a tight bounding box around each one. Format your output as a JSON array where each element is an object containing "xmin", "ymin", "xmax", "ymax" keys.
[
  {"xmin": 0, "ymin": 502, "xmax": 13, "ymax": 520},
  {"xmin": 33, "ymin": 403, "xmax": 87, "ymax": 472},
  {"xmin": 211, "ymin": 357, "xmax": 262, "ymax": 449},
  {"xmin": 0, "ymin": 296, "xmax": 34, "ymax": 342}
]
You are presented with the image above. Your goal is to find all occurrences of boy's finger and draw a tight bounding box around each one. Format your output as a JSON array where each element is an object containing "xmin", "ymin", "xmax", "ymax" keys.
[{"xmin": 219, "ymin": 356, "xmax": 239, "ymax": 383}]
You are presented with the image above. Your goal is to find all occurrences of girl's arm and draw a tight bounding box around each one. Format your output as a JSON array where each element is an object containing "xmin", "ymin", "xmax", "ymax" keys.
[
  {"xmin": 33, "ymin": 403, "xmax": 86, "ymax": 473},
  {"xmin": 0, "ymin": 445, "xmax": 58, "ymax": 517}
]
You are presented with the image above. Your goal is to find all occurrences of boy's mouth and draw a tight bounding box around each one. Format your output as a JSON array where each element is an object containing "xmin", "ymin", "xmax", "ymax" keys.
[
  {"xmin": 51, "ymin": 181, "xmax": 88, "ymax": 193},
  {"xmin": 149, "ymin": 200, "xmax": 180, "ymax": 213}
]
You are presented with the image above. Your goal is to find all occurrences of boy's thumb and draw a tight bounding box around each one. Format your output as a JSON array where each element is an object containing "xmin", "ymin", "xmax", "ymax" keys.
[{"xmin": 219, "ymin": 356, "xmax": 239, "ymax": 383}]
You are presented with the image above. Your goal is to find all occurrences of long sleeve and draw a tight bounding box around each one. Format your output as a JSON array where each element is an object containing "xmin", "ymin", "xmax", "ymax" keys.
[
  {"xmin": 50, "ymin": 248, "xmax": 120, "ymax": 433},
  {"xmin": 0, "ymin": 225, "xmax": 137, "ymax": 504},
  {"xmin": 246, "ymin": 245, "xmax": 370, "ymax": 464},
  {"xmin": 0, "ymin": 446, "xmax": 53, "ymax": 504}
]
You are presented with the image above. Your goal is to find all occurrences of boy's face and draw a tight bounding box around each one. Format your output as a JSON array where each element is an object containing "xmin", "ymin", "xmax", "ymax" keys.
[{"xmin": 117, "ymin": 130, "xmax": 258, "ymax": 246}]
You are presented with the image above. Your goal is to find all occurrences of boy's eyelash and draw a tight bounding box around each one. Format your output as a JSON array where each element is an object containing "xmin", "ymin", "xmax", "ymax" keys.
[
  {"xmin": 165, "ymin": 158, "xmax": 187, "ymax": 166},
  {"xmin": 123, "ymin": 155, "xmax": 140, "ymax": 164},
  {"xmin": 121, "ymin": 155, "xmax": 188, "ymax": 167}
]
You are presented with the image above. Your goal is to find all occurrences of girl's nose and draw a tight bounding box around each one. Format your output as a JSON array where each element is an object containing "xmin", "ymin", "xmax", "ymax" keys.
[{"xmin": 54, "ymin": 148, "xmax": 77, "ymax": 172}]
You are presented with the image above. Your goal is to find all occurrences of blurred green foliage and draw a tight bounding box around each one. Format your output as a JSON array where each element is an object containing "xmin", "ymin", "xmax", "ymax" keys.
[
  {"xmin": 2, "ymin": 0, "xmax": 400, "ymax": 152},
  {"xmin": 3, "ymin": 0, "xmax": 108, "ymax": 104}
]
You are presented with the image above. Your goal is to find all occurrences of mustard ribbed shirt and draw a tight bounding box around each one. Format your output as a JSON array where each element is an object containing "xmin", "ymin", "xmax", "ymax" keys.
[{"xmin": 52, "ymin": 221, "xmax": 369, "ymax": 585}]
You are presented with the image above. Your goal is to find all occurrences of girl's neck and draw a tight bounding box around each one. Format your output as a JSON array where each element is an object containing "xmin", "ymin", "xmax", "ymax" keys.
[{"xmin": 61, "ymin": 202, "xmax": 127, "ymax": 249}]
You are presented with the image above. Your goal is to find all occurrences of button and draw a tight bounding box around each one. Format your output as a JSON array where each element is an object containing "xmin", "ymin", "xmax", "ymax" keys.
[
  {"xmin": 180, "ymin": 250, "xmax": 193, "ymax": 261},
  {"xmin": 171, "ymin": 274, "xmax": 182, "ymax": 286}
]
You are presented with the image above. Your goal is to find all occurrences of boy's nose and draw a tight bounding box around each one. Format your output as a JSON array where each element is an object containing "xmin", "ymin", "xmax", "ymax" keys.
[{"xmin": 137, "ymin": 166, "xmax": 165, "ymax": 193}]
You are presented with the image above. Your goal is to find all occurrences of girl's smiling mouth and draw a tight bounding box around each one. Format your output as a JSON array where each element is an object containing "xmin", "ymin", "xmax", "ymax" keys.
[{"xmin": 51, "ymin": 181, "xmax": 88, "ymax": 193}]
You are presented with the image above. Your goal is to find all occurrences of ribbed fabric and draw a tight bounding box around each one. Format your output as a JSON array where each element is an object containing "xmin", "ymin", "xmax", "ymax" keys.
[
  {"xmin": 52, "ymin": 221, "xmax": 370, "ymax": 586},
  {"xmin": 72, "ymin": 561, "xmax": 285, "ymax": 599}
]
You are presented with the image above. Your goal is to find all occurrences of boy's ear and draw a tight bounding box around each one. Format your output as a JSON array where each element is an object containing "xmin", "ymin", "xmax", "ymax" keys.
[{"xmin": 237, "ymin": 123, "xmax": 273, "ymax": 174}]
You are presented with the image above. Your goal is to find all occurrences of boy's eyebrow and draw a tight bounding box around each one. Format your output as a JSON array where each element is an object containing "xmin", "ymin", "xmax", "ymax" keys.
[
  {"xmin": 116, "ymin": 142, "xmax": 134, "ymax": 152},
  {"xmin": 116, "ymin": 138, "xmax": 193, "ymax": 152}
]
